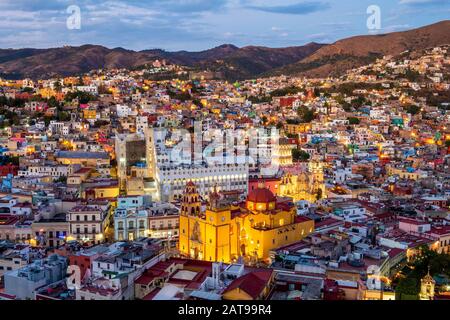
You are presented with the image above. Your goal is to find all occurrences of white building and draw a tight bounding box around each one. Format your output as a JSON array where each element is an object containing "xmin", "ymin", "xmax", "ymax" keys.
[
  {"xmin": 18, "ymin": 165, "xmax": 77, "ymax": 178},
  {"xmin": 76, "ymin": 85, "xmax": 98, "ymax": 95},
  {"xmin": 156, "ymin": 163, "xmax": 248, "ymax": 202},
  {"xmin": 67, "ymin": 204, "xmax": 110, "ymax": 244},
  {"xmin": 49, "ymin": 121, "xmax": 70, "ymax": 135},
  {"xmin": 114, "ymin": 195, "xmax": 179, "ymax": 241}
]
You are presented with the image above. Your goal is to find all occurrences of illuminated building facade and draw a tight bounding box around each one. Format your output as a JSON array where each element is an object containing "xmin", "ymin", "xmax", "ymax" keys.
[
  {"xmin": 67, "ymin": 204, "xmax": 110, "ymax": 244},
  {"xmin": 115, "ymin": 128, "xmax": 155, "ymax": 192},
  {"xmin": 178, "ymin": 181, "xmax": 314, "ymax": 263},
  {"xmin": 278, "ymin": 161, "xmax": 326, "ymax": 203}
]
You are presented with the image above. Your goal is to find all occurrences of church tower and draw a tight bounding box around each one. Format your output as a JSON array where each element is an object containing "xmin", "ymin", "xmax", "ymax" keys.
[
  {"xmin": 419, "ymin": 267, "xmax": 436, "ymax": 300},
  {"xmin": 279, "ymin": 173, "xmax": 294, "ymax": 196},
  {"xmin": 180, "ymin": 181, "xmax": 201, "ymax": 216},
  {"xmin": 208, "ymin": 185, "xmax": 221, "ymax": 211},
  {"xmin": 308, "ymin": 160, "xmax": 326, "ymax": 199},
  {"xmin": 179, "ymin": 181, "xmax": 204, "ymax": 260}
]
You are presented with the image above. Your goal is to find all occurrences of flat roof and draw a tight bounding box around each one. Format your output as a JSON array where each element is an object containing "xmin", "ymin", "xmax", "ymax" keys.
[{"xmin": 56, "ymin": 151, "xmax": 109, "ymax": 159}]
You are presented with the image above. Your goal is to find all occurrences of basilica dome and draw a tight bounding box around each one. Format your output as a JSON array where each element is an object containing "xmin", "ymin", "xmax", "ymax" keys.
[
  {"xmin": 247, "ymin": 187, "xmax": 276, "ymax": 203},
  {"xmin": 246, "ymin": 184, "xmax": 276, "ymax": 211}
]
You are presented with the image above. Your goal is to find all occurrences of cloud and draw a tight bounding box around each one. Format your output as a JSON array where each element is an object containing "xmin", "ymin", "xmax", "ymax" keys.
[
  {"xmin": 154, "ymin": 0, "xmax": 229, "ymax": 12},
  {"xmin": 382, "ymin": 24, "xmax": 411, "ymax": 32},
  {"xmin": 0, "ymin": 0, "xmax": 445, "ymax": 51},
  {"xmin": 0, "ymin": 0, "xmax": 231, "ymax": 50},
  {"xmin": 246, "ymin": 1, "xmax": 330, "ymax": 15},
  {"xmin": 399, "ymin": 0, "xmax": 450, "ymax": 6}
]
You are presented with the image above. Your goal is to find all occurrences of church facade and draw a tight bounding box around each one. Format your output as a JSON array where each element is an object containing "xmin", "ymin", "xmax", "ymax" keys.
[
  {"xmin": 277, "ymin": 161, "xmax": 326, "ymax": 203},
  {"xmin": 178, "ymin": 182, "xmax": 314, "ymax": 264}
]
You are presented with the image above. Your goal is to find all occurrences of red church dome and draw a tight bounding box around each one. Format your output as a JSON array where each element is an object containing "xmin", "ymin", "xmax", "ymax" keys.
[{"xmin": 247, "ymin": 186, "xmax": 276, "ymax": 203}]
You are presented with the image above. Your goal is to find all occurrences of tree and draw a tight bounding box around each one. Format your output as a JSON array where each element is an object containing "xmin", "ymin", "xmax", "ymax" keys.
[
  {"xmin": 55, "ymin": 176, "xmax": 67, "ymax": 184},
  {"xmin": 351, "ymin": 96, "xmax": 367, "ymax": 109},
  {"xmin": 395, "ymin": 278, "xmax": 419, "ymax": 300},
  {"xmin": 43, "ymin": 115, "xmax": 54, "ymax": 126},
  {"xmin": 405, "ymin": 68, "xmax": 420, "ymax": 82},
  {"xmin": 394, "ymin": 245, "xmax": 450, "ymax": 300},
  {"xmin": 53, "ymin": 81, "xmax": 62, "ymax": 92},
  {"xmin": 22, "ymin": 87, "xmax": 34, "ymax": 93},
  {"xmin": 167, "ymin": 90, "xmax": 192, "ymax": 102},
  {"xmin": 342, "ymin": 102, "xmax": 353, "ymax": 112},
  {"xmin": 57, "ymin": 111, "xmax": 71, "ymax": 122},
  {"xmin": 297, "ymin": 107, "xmax": 315, "ymax": 123},
  {"xmin": 405, "ymin": 105, "xmax": 421, "ymax": 115},
  {"xmin": 347, "ymin": 117, "xmax": 360, "ymax": 125},
  {"xmin": 65, "ymin": 91, "xmax": 96, "ymax": 104},
  {"xmin": 248, "ymin": 95, "xmax": 271, "ymax": 104},
  {"xmin": 270, "ymin": 86, "xmax": 301, "ymax": 97},
  {"xmin": 47, "ymin": 96, "xmax": 61, "ymax": 109},
  {"xmin": 292, "ymin": 149, "xmax": 310, "ymax": 162}
]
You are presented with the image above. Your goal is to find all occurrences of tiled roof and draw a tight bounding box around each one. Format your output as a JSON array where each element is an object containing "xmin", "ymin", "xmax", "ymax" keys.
[{"xmin": 222, "ymin": 270, "xmax": 273, "ymax": 299}]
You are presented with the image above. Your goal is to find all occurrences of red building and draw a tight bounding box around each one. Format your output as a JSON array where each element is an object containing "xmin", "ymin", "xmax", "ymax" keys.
[
  {"xmin": 0, "ymin": 164, "xmax": 18, "ymax": 177},
  {"xmin": 323, "ymin": 279, "xmax": 345, "ymax": 300},
  {"xmin": 70, "ymin": 255, "xmax": 94, "ymax": 280},
  {"xmin": 248, "ymin": 177, "xmax": 281, "ymax": 195},
  {"xmin": 279, "ymin": 97, "xmax": 298, "ymax": 107}
]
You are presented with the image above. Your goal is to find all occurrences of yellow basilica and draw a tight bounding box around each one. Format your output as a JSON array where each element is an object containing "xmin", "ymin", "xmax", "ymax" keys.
[{"xmin": 178, "ymin": 181, "xmax": 314, "ymax": 264}]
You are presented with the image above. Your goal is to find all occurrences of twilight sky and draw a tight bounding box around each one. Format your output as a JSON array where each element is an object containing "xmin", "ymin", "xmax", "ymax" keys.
[{"xmin": 0, "ymin": 0, "xmax": 449, "ymax": 51}]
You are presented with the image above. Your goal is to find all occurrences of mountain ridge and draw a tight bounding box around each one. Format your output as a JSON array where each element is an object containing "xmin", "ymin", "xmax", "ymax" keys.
[
  {"xmin": 267, "ymin": 20, "xmax": 450, "ymax": 78},
  {"xmin": 0, "ymin": 42, "xmax": 326, "ymax": 80},
  {"xmin": 0, "ymin": 20, "xmax": 449, "ymax": 80}
]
